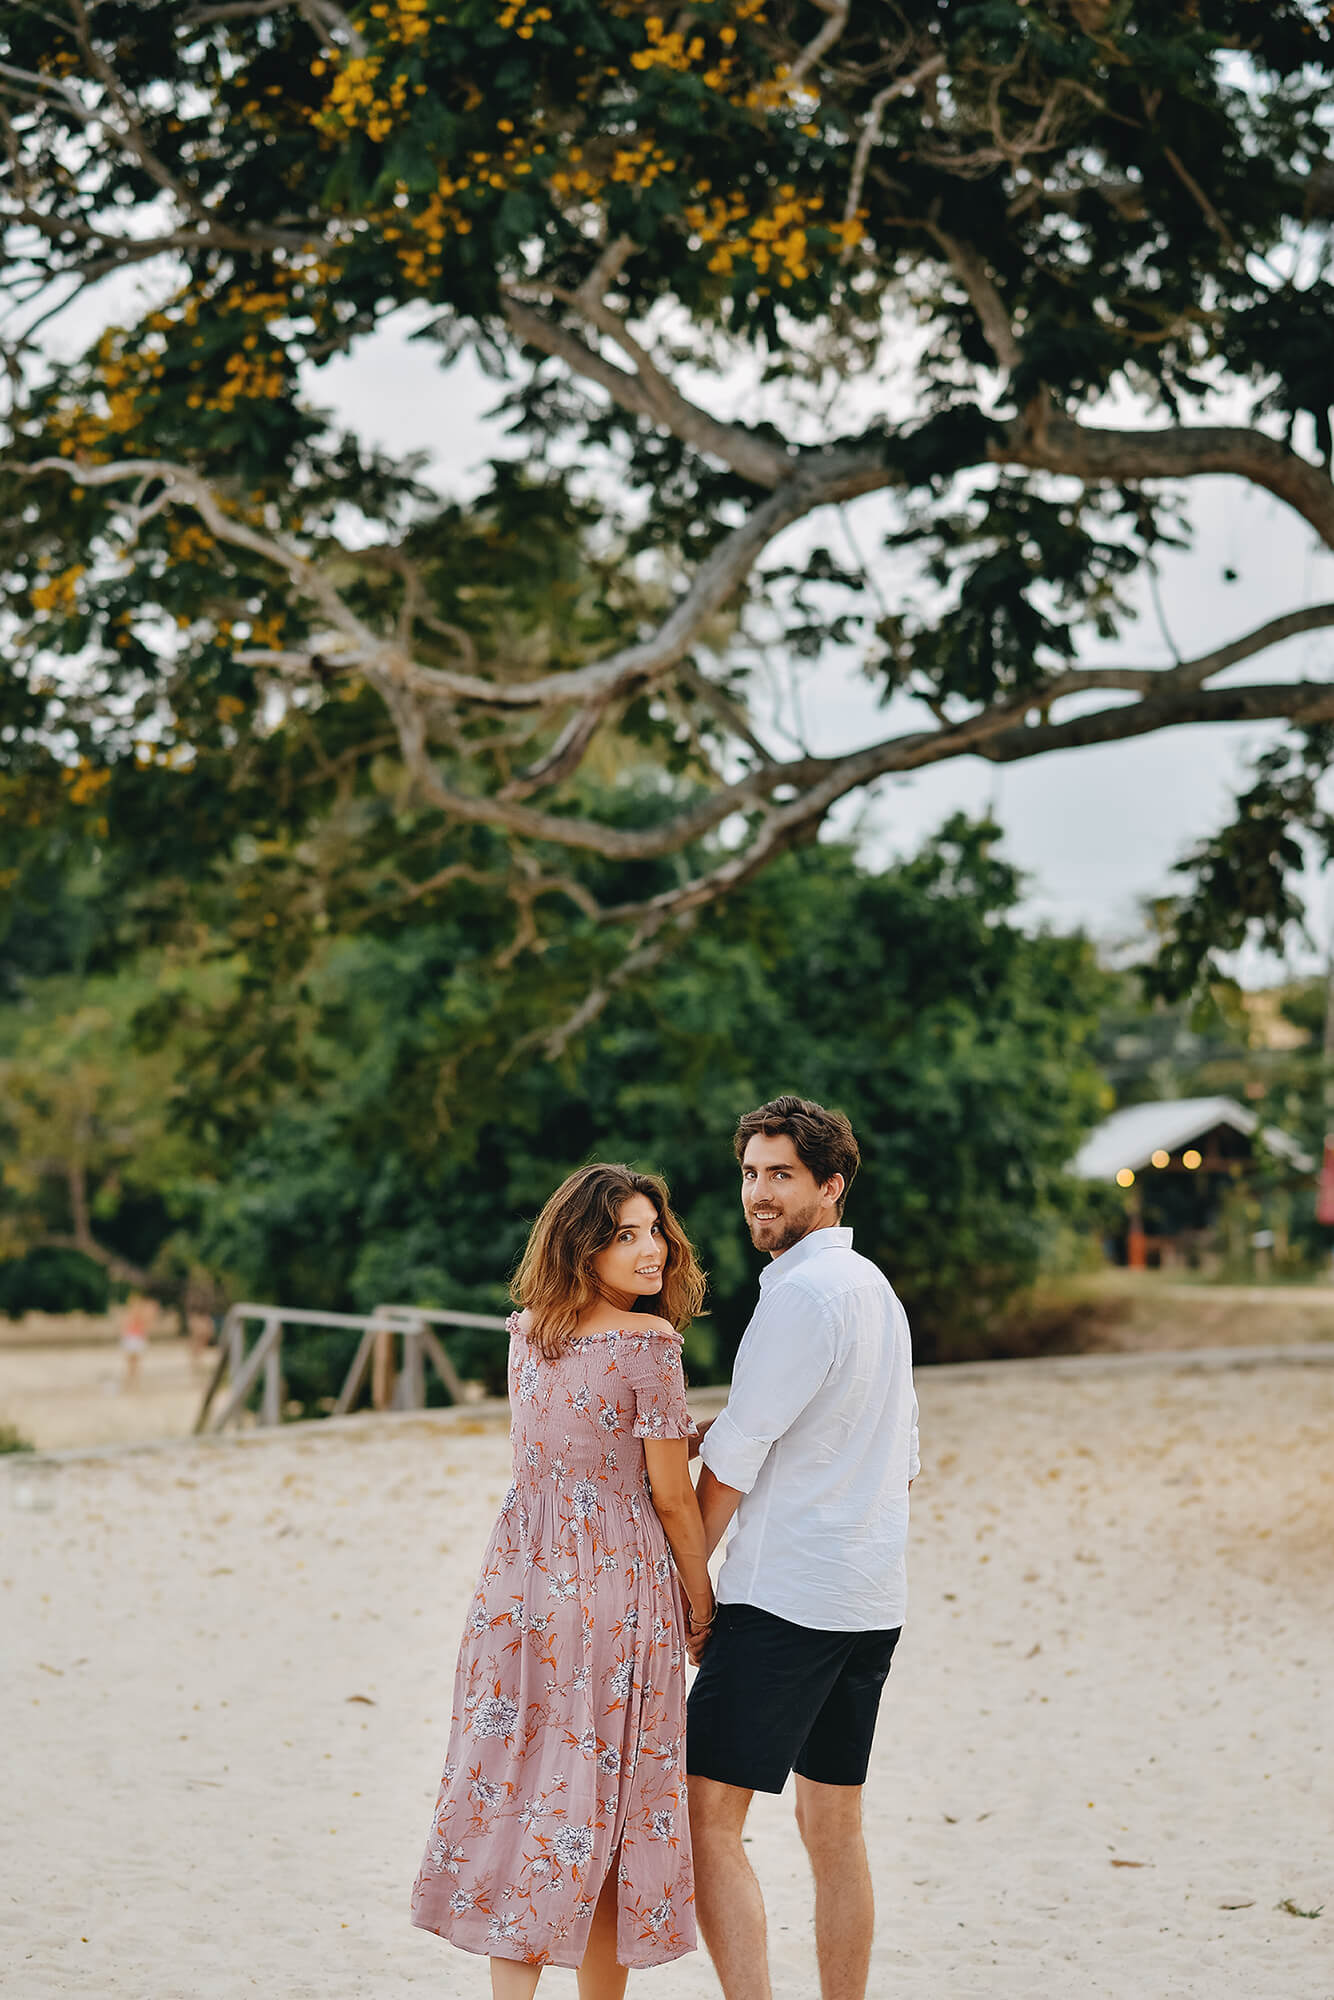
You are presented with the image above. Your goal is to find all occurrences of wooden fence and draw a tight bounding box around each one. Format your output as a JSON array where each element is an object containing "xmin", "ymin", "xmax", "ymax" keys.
[{"xmin": 194, "ymin": 1301, "xmax": 510, "ymax": 1435}]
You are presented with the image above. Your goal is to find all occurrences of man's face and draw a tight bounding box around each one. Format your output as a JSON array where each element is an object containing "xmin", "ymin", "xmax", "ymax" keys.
[{"xmin": 740, "ymin": 1133, "xmax": 842, "ymax": 1256}]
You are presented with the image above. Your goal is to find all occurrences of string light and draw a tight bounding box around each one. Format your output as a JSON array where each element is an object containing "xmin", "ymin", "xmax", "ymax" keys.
[
  {"xmin": 1182, "ymin": 1149, "xmax": 1202, "ymax": 1170},
  {"xmin": 1151, "ymin": 1149, "xmax": 1170, "ymax": 1168},
  {"xmin": 1116, "ymin": 1168, "xmax": 1135, "ymax": 1188}
]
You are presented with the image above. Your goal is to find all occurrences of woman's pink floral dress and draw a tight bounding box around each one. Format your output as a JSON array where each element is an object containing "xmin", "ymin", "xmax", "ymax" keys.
[{"xmin": 410, "ymin": 1314, "xmax": 697, "ymax": 1970}]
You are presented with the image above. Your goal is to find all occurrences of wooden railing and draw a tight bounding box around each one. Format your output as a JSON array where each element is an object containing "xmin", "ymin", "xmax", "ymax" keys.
[{"xmin": 194, "ymin": 1301, "xmax": 510, "ymax": 1435}]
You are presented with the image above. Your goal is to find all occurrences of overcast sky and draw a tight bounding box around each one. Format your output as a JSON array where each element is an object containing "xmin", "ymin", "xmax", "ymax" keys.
[{"xmin": 317, "ymin": 317, "xmax": 1334, "ymax": 977}]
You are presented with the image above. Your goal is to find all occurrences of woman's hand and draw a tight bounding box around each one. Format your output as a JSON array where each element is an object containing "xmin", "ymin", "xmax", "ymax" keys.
[{"xmin": 685, "ymin": 1594, "xmax": 715, "ymax": 1665}]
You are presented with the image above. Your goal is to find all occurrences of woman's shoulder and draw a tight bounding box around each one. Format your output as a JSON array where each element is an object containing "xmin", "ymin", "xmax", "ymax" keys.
[
  {"xmin": 506, "ymin": 1307, "xmax": 679, "ymax": 1348},
  {"xmin": 576, "ymin": 1312, "xmax": 681, "ymax": 1346},
  {"xmin": 611, "ymin": 1313, "xmax": 683, "ymax": 1346}
]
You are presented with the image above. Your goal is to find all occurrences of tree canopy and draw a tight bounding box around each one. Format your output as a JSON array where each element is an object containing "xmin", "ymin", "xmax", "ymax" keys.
[
  {"xmin": 0, "ymin": 813, "xmax": 1112, "ymax": 1379},
  {"xmin": 3, "ymin": 1, "xmax": 1334, "ymax": 1025}
]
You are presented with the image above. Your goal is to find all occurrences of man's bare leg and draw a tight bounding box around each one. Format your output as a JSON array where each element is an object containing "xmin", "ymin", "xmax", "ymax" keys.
[
  {"xmin": 793, "ymin": 1776, "xmax": 874, "ymax": 2000},
  {"xmin": 687, "ymin": 1776, "xmax": 771, "ymax": 2000}
]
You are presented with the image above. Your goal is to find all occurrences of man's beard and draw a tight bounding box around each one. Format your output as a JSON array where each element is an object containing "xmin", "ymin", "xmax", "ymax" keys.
[{"xmin": 745, "ymin": 1197, "xmax": 823, "ymax": 1256}]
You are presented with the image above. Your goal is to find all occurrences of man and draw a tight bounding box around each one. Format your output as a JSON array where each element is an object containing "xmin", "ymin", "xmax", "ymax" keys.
[{"xmin": 687, "ymin": 1095, "xmax": 919, "ymax": 2000}]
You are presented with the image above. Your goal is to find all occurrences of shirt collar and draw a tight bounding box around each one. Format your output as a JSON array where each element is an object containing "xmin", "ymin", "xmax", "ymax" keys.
[{"xmin": 758, "ymin": 1224, "xmax": 853, "ymax": 1287}]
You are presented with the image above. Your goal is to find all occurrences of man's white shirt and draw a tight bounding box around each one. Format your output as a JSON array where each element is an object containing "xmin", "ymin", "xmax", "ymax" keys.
[{"xmin": 699, "ymin": 1225, "xmax": 919, "ymax": 1632}]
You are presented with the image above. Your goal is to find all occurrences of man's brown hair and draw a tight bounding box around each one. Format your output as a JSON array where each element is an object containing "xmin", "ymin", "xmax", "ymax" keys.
[
  {"xmin": 511, "ymin": 1162, "xmax": 706, "ymax": 1360},
  {"xmin": 733, "ymin": 1096, "xmax": 861, "ymax": 1213}
]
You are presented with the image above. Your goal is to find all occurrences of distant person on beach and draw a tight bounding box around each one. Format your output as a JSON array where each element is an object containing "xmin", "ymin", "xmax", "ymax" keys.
[
  {"xmin": 119, "ymin": 1293, "xmax": 152, "ymax": 1392},
  {"xmin": 687, "ymin": 1097, "xmax": 919, "ymax": 2000},
  {"xmin": 410, "ymin": 1163, "xmax": 712, "ymax": 1999}
]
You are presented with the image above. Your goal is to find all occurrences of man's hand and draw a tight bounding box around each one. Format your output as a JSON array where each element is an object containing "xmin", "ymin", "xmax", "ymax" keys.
[
  {"xmin": 686, "ymin": 1621, "xmax": 712, "ymax": 1666},
  {"xmin": 687, "ymin": 1414, "xmax": 717, "ymax": 1461}
]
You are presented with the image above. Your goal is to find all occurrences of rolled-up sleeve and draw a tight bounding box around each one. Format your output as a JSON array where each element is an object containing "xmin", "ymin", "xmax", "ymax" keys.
[{"xmin": 700, "ymin": 1288, "xmax": 837, "ymax": 1495}]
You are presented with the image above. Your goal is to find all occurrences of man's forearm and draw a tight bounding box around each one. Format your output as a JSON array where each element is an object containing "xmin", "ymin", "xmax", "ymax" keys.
[{"xmin": 695, "ymin": 1463, "xmax": 743, "ymax": 1560}]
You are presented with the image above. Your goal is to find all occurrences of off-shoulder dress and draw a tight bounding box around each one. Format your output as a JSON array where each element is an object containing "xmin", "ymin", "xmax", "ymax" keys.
[{"xmin": 409, "ymin": 1312, "xmax": 697, "ymax": 1969}]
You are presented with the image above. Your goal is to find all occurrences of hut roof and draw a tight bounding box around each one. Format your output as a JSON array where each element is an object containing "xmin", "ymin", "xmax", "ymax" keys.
[{"xmin": 1071, "ymin": 1096, "xmax": 1313, "ymax": 1181}]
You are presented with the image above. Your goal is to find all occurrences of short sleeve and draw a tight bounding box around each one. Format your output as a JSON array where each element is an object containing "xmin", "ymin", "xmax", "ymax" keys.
[{"xmin": 630, "ymin": 1333, "xmax": 697, "ymax": 1441}]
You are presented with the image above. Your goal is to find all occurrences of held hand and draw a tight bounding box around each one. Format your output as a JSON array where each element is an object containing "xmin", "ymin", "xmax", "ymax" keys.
[
  {"xmin": 685, "ymin": 1596, "xmax": 715, "ymax": 1665},
  {"xmin": 686, "ymin": 1415, "xmax": 716, "ymax": 1462}
]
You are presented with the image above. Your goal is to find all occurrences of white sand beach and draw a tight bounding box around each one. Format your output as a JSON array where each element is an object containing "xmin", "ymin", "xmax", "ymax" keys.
[{"xmin": 4, "ymin": 1352, "xmax": 1331, "ymax": 1999}]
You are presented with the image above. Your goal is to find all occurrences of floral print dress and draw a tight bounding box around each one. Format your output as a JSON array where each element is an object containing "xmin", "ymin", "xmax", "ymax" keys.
[{"xmin": 410, "ymin": 1314, "xmax": 698, "ymax": 1970}]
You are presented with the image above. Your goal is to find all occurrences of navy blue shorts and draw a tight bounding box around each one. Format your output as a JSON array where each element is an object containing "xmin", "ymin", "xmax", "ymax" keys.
[{"xmin": 686, "ymin": 1601, "xmax": 901, "ymax": 1794}]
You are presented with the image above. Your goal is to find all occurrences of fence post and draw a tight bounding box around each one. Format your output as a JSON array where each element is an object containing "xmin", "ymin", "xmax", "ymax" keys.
[
  {"xmin": 211, "ymin": 1315, "xmax": 281, "ymax": 1433},
  {"xmin": 419, "ymin": 1324, "xmax": 467, "ymax": 1405},
  {"xmin": 193, "ymin": 1305, "xmax": 238, "ymax": 1434},
  {"xmin": 261, "ymin": 1316, "xmax": 283, "ymax": 1427},
  {"xmin": 371, "ymin": 1325, "xmax": 396, "ymax": 1410},
  {"xmin": 396, "ymin": 1320, "xmax": 426, "ymax": 1410}
]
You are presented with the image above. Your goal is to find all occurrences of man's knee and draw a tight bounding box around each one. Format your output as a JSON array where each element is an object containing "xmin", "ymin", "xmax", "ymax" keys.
[
  {"xmin": 688, "ymin": 1775, "xmax": 752, "ymax": 1846},
  {"xmin": 794, "ymin": 1778, "xmax": 864, "ymax": 1858}
]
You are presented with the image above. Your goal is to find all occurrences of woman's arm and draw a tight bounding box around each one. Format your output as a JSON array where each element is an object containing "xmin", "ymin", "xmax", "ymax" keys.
[{"xmin": 642, "ymin": 1436, "xmax": 714, "ymax": 1641}]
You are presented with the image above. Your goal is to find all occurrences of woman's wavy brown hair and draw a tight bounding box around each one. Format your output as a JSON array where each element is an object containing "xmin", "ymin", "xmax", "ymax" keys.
[{"xmin": 511, "ymin": 1163, "xmax": 706, "ymax": 1361}]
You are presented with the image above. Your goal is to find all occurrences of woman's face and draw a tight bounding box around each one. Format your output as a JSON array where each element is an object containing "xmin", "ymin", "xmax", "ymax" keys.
[{"xmin": 589, "ymin": 1192, "xmax": 668, "ymax": 1308}]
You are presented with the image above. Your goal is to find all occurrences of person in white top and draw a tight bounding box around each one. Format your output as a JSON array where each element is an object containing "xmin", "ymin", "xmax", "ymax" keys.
[{"xmin": 686, "ymin": 1096, "xmax": 919, "ymax": 2000}]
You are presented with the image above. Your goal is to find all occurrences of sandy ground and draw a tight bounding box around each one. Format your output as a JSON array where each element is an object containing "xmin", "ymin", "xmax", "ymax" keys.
[
  {"xmin": 0, "ymin": 1336, "xmax": 206, "ymax": 1450},
  {"xmin": 3, "ymin": 1356, "xmax": 1332, "ymax": 2000},
  {"xmin": 4, "ymin": 1275, "xmax": 1331, "ymax": 1454}
]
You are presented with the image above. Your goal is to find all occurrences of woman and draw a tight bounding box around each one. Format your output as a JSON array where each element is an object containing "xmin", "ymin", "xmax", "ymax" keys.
[{"xmin": 410, "ymin": 1164, "xmax": 713, "ymax": 1999}]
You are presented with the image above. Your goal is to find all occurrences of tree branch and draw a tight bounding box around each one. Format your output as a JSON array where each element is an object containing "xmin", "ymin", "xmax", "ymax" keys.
[
  {"xmin": 977, "ymin": 679, "xmax": 1334, "ymax": 764},
  {"xmin": 501, "ymin": 293, "xmax": 791, "ymax": 489},
  {"xmin": 786, "ymin": 1, "xmax": 850, "ymax": 89},
  {"xmin": 19, "ymin": 456, "xmax": 381, "ymax": 655},
  {"xmin": 498, "ymin": 285, "xmax": 1334, "ymax": 553},
  {"xmin": 843, "ymin": 55, "xmax": 948, "ymax": 246},
  {"xmin": 18, "ymin": 453, "xmax": 1333, "ymax": 892},
  {"xmin": 1158, "ymin": 602, "xmax": 1334, "ymax": 690},
  {"xmin": 180, "ymin": 0, "xmax": 367, "ymax": 47},
  {"xmin": 35, "ymin": 1230, "xmax": 154, "ymax": 1290},
  {"xmin": 927, "ymin": 225, "xmax": 1022, "ymax": 372},
  {"xmin": 999, "ymin": 414, "xmax": 1334, "ymax": 552}
]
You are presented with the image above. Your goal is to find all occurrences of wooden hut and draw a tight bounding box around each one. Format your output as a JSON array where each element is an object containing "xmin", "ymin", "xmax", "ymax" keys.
[{"xmin": 1071, "ymin": 1096, "xmax": 1313, "ymax": 1271}]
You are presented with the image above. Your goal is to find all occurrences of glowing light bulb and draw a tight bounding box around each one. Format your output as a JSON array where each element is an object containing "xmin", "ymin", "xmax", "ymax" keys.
[
  {"xmin": 1116, "ymin": 1168, "xmax": 1135, "ymax": 1188},
  {"xmin": 1151, "ymin": 1149, "xmax": 1170, "ymax": 1169},
  {"xmin": 1182, "ymin": 1149, "xmax": 1202, "ymax": 1170}
]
